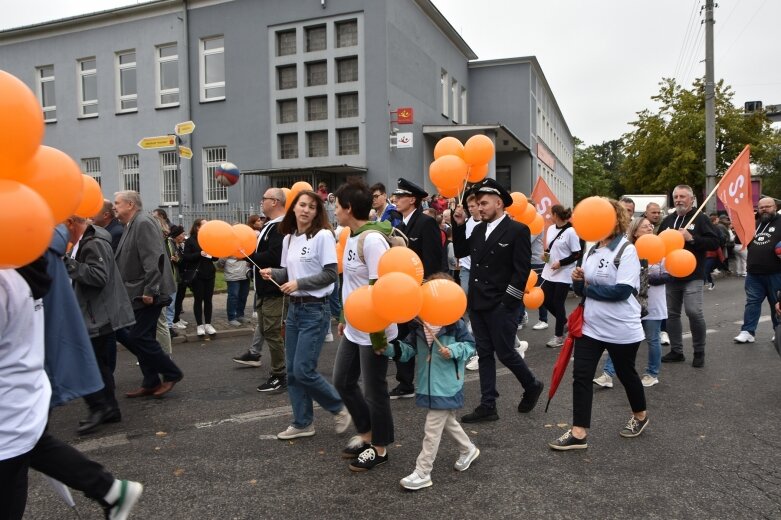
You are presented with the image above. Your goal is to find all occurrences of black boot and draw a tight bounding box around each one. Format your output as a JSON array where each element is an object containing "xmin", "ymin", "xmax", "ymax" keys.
[{"xmin": 77, "ymin": 408, "xmax": 121, "ymax": 434}]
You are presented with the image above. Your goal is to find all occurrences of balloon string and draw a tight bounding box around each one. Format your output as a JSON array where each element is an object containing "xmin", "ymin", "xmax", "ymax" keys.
[
  {"xmin": 414, "ymin": 318, "xmax": 447, "ymax": 350},
  {"xmin": 240, "ymin": 248, "xmax": 282, "ymax": 289}
]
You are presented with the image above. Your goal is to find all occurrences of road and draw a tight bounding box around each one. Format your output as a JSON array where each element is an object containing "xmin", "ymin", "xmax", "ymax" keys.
[{"xmin": 23, "ymin": 275, "xmax": 781, "ymax": 519}]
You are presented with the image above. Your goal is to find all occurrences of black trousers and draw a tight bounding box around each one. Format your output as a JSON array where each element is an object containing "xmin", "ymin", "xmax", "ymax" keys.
[
  {"xmin": 83, "ymin": 332, "xmax": 119, "ymax": 413},
  {"xmin": 116, "ymin": 304, "xmax": 183, "ymax": 389},
  {"xmin": 394, "ymin": 322, "xmax": 415, "ymax": 392},
  {"xmin": 173, "ymin": 281, "xmax": 187, "ymax": 322},
  {"xmin": 572, "ymin": 334, "xmax": 646, "ymax": 428},
  {"xmin": 190, "ymin": 277, "xmax": 215, "ymax": 325},
  {"xmin": 542, "ymin": 280, "xmax": 570, "ymax": 336}
]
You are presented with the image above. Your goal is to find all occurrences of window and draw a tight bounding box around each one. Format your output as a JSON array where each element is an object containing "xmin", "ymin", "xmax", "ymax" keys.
[
  {"xmin": 336, "ymin": 56, "xmax": 358, "ymax": 83},
  {"xmin": 276, "ymin": 30, "xmax": 296, "ymax": 56},
  {"xmin": 337, "ymin": 127, "xmax": 359, "ymax": 155},
  {"xmin": 277, "ymin": 99, "xmax": 297, "ymax": 123},
  {"xmin": 160, "ymin": 151, "xmax": 179, "ymax": 204},
  {"xmin": 336, "ymin": 19, "xmax": 357, "ymax": 48},
  {"xmin": 337, "ymin": 92, "xmax": 358, "ymax": 118},
  {"xmin": 460, "ymin": 87, "xmax": 467, "ymax": 124},
  {"xmin": 78, "ymin": 58, "xmax": 98, "ymax": 117},
  {"xmin": 440, "ymin": 69, "xmax": 448, "ymax": 117},
  {"xmin": 307, "ymin": 131, "xmax": 328, "ymax": 157},
  {"xmin": 116, "ymin": 50, "xmax": 137, "ymax": 112},
  {"xmin": 305, "ymin": 25, "xmax": 326, "ymax": 52},
  {"xmin": 200, "ymin": 36, "xmax": 225, "ymax": 101},
  {"xmin": 277, "ymin": 65, "xmax": 297, "ymax": 90},
  {"xmin": 279, "ymin": 133, "xmax": 298, "ymax": 159},
  {"xmin": 119, "ymin": 154, "xmax": 139, "ymax": 192},
  {"xmin": 82, "ymin": 157, "xmax": 101, "ymax": 186},
  {"xmin": 36, "ymin": 65, "xmax": 56, "ymax": 122},
  {"xmin": 306, "ymin": 96, "xmax": 327, "ymax": 121},
  {"xmin": 306, "ymin": 61, "xmax": 327, "ymax": 87},
  {"xmin": 451, "ymin": 79, "xmax": 458, "ymax": 123},
  {"xmin": 203, "ymin": 146, "xmax": 228, "ymax": 202},
  {"xmin": 156, "ymin": 44, "xmax": 179, "ymax": 107}
]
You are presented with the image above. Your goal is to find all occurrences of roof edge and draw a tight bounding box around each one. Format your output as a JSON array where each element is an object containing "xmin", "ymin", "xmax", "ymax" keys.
[{"xmin": 413, "ymin": 0, "xmax": 478, "ymax": 60}]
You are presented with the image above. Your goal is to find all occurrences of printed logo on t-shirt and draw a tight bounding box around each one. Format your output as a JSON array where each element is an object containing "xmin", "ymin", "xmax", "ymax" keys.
[{"xmin": 299, "ymin": 245, "xmax": 314, "ymax": 262}]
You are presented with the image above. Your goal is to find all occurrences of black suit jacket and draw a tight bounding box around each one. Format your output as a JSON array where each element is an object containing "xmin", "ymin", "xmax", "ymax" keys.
[
  {"xmin": 453, "ymin": 216, "xmax": 531, "ymax": 312},
  {"xmin": 399, "ymin": 208, "xmax": 444, "ymax": 278}
]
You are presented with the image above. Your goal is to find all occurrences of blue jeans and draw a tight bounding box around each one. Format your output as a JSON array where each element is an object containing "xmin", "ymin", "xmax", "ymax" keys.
[
  {"xmin": 285, "ymin": 301, "xmax": 343, "ymax": 428},
  {"xmin": 226, "ymin": 279, "xmax": 250, "ymax": 321},
  {"xmin": 604, "ymin": 319, "xmax": 662, "ymax": 377},
  {"xmin": 165, "ymin": 291, "xmax": 176, "ymax": 328},
  {"xmin": 328, "ymin": 282, "xmax": 341, "ymax": 319},
  {"xmin": 459, "ymin": 268, "xmax": 470, "ymax": 294},
  {"xmin": 741, "ymin": 273, "xmax": 781, "ymax": 334}
]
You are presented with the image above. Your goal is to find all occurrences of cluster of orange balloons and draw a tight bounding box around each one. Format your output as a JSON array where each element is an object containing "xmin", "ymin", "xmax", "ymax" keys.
[
  {"xmin": 635, "ymin": 228, "xmax": 696, "ymax": 277},
  {"xmin": 521, "ymin": 270, "xmax": 545, "ymax": 309},
  {"xmin": 343, "ymin": 247, "xmax": 467, "ymax": 336},
  {"xmin": 198, "ymin": 220, "xmax": 259, "ymax": 259},
  {"xmin": 506, "ymin": 192, "xmax": 544, "ymax": 234},
  {"xmin": 429, "ymin": 135, "xmax": 494, "ymax": 198},
  {"xmin": 0, "ymin": 71, "xmax": 105, "ymax": 268}
]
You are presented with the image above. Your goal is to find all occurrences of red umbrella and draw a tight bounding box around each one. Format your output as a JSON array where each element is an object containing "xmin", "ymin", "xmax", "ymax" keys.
[{"xmin": 544, "ymin": 303, "xmax": 584, "ymax": 412}]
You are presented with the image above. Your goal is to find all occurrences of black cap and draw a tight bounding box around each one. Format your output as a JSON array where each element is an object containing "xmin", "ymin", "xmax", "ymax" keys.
[
  {"xmin": 393, "ymin": 178, "xmax": 428, "ymax": 199},
  {"xmin": 169, "ymin": 225, "xmax": 185, "ymax": 239},
  {"xmin": 474, "ymin": 178, "xmax": 513, "ymax": 207}
]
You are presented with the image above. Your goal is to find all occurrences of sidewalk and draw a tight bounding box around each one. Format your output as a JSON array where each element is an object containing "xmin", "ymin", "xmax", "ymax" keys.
[{"xmin": 171, "ymin": 290, "xmax": 257, "ymax": 343}]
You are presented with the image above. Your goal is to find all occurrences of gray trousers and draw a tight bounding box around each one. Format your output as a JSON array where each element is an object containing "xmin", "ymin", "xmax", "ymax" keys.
[
  {"xmin": 415, "ymin": 409, "xmax": 472, "ymax": 477},
  {"xmin": 665, "ymin": 279, "xmax": 706, "ymax": 355}
]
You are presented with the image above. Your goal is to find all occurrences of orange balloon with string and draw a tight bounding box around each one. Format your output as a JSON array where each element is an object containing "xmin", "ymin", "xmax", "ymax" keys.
[
  {"xmin": 378, "ymin": 247, "xmax": 424, "ymax": 284},
  {"xmin": 198, "ymin": 220, "xmax": 239, "ymax": 257},
  {"xmin": 525, "ymin": 270, "xmax": 538, "ymax": 291},
  {"xmin": 433, "ymin": 137, "xmax": 464, "ymax": 160},
  {"xmin": 344, "ymin": 285, "xmax": 391, "ymax": 333},
  {"xmin": 372, "ymin": 272, "xmax": 423, "ymax": 323},
  {"xmin": 21, "ymin": 146, "xmax": 84, "ymax": 223},
  {"xmin": 523, "ymin": 286, "xmax": 545, "ymax": 309},
  {"xmin": 232, "ymin": 224, "xmax": 258, "ymax": 258},
  {"xmin": 0, "ymin": 179, "xmax": 55, "ymax": 268},
  {"xmin": 74, "ymin": 175, "xmax": 104, "ymax": 218},
  {"xmin": 418, "ymin": 278, "xmax": 467, "ymax": 326}
]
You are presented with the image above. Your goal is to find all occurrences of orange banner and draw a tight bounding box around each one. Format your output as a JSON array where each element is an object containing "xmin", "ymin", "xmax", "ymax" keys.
[
  {"xmin": 716, "ymin": 145, "xmax": 754, "ymax": 249},
  {"xmin": 531, "ymin": 177, "xmax": 561, "ymax": 240}
]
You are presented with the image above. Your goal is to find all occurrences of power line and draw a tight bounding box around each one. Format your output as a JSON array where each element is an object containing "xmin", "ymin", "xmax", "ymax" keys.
[
  {"xmin": 673, "ymin": 0, "xmax": 702, "ymax": 81},
  {"xmin": 682, "ymin": 22, "xmax": 705, "ymax": 86}
]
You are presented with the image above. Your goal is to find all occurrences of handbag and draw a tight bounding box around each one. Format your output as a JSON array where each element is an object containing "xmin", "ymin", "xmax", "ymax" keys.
[{"xmin": 181, "ymin": 268, "xmax": 198, "ymax": 285}]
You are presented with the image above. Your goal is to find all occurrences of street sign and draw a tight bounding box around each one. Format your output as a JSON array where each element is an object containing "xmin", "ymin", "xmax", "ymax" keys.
[
  {"xmin": 396, "ymin": 132, "xmax": 413, "ymax": 148},
  {"xmin": 174, "ymin": 120, "xmax": 196, "ymax": 136},
  {"xmin": 178, "ymin": 145, "xmax": 193, "ymax": 160},
  {"xmin": 137, "ymin": 135, "xmax": 176, "ymax": 149}
]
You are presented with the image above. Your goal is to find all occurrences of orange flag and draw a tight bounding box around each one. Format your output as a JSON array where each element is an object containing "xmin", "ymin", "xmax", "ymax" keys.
[
  {"xmin": 716, "ymin": 145, "xmax": 754, "ymax": 249},
  {"xmin": 530, "ymin": 177, "xmax": 561, "ymax": 242}
]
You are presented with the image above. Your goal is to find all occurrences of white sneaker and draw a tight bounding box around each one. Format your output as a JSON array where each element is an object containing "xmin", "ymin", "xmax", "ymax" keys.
[
  {"xmin": 204, "ymin": 324, "xmax": 217, "ymax": 335},
  {"xmin": 252, "ymin": 311, "xmax": 258, "ymax": 320},
  {"xmin": 593, "ymin": 372, "xmax": 613, "ymax": 388},
  {"xmin": 196, "ymin": 325, "xmax": 205, "ymax": 336},
  {"xmin": 325, "ymin": 332, "xmax": 334, "ymax": 343},
  {"xmin": 277, "ymin": 424, "xmax": 315, "ymax": 440},
  {"xmin": 515, "ymin": 339, "xmax": 529, "ymax": 359},
  {"xmin": 641, "ymin": 374, "xmax": 659, "ymax": 387},
  {"xmin": 659, "ymin": 331, "xmax": 670, "ymax": 345},
  {"xmin": 172, "ymin": 321, "xmax": 187, "ymax": 329},
  {"xmin": 734, "ymin": 331, "xmax": 755, "ymax": 344},
  {"xmin": 532, "ymin": 321, "xmax": 549, "ymax": 330},
  {"xmin": 465, "ymin": 355, "xmax": 479, "ymax": 371},
  {"xmin": 334, "ymin": 407, "xmax": 352, "ymax": 434},
  {"xmin": 107, "ymin": 480, "xmax": 143, "ymax": 520},
  {"xmin": 454, "ymin": 444, "xmax": 480, "ymax": 471},
  {"xmin": 399, "ymin": 470, "xmax": 432, "ymax": 490},
  {"xmin": 228, "ymin": 320, "xmax": 241, "ymax": 327},
  {"xmin": 518, "ymin": 312, "xmax": 529, "ymax": 330},
  {"xmin": 546, "ymin": 336, "xmax": 564, "ymax": 348}
]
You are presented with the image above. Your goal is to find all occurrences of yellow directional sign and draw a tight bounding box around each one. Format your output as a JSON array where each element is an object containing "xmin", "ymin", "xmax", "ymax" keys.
[
  {"xmin": 137, "ymin": 135, "xmax": 176, "ymax": 149},
  {"xmin": 178, "ymin": 146, "xmax": 193, "ymax": 160},
  {"xmin": 174, "ymin": 120, "xmax": 195, "ymax": 136}
]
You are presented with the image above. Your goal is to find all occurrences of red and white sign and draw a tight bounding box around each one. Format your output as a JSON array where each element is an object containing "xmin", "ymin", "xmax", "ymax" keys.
[
  {"xmin": 536, "ymin": 141, "xmax": 556, "ymax": 170},
  {"xmin": 396, "ymin": 107, "xmax": 414, "ymax": 124},
  {"xmin": 716, "ymin": 145, "xmax": 755, "ymax": 248}
]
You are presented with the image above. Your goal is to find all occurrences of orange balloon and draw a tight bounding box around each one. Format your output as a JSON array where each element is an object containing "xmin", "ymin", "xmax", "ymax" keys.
[
  {"xmin": 523, "ymin": 286, "xmax": 545, "ymax": 310},
  {"xmin": 463, "ymin": 134, "xmax": 495, "ymax": 166},
  {"xmin": 528, "ymin": 213, "xmax": 544, "ymax": 235},
  {"xmin": 419, "ymin": 278, "xmax": 467, "ymax": 326},
  {"xmin": 518, "ymin": 202, "xmax": 537, "ymax": 225},
  {"xmin": 281, "ymin": 187, "xmax": 292, "ymax": 211},
  {"xmin": 372, "ymin": 272, "xmax": 423, "ymax": 323},
  {"xmin": 467, "ymin": 163, "xmax": 489, "ymax": 183},
  {"xmin": 571, "ymin": 197, "xmax": 616, "ymax": 242},
  {"xmin": 344, "ymin": 285, "xmax": 391, "ymax": 333},
  {"xmin": 378, "ymin": 247, "xmax": 424, "ymax": 284},
  {"xmin": 506, "ymin": 192, "xmax": 529, "ymax": 220},
  {"xmin": 438, "ymin": 184, "xmax": 460, "ymax": 198},
  {"xmin": 429, "ymin": 155, "xmax": 468, "ymax": 192},
  {"xmin": 74, "ymin": 175, "xmax": 104, "ymax": 218},
  {"xmin": 635, "ymin": 234, "xmax": 666, "ymax": 264},
  {"xmin": 336, "ymin": 243, "xmax": 345, "ymax": 274},
  {"xmin": 665, "ymin": 249, "xmax": 697, "ymax": 277},
  {"xmin": 21, "ymin": 146, "xmax": 84, "ymax": 223},
  {"xmin": 291, "ymin": 181, "xmax": 313, "ymax": 193},
  {"xmin": 525, "ymin": 270, "xmax": 539, "ymax": 291},
  {"xmin": 0, "ymin": 180, "xmax": 55, "ymax": 268},
  {"xmin": 198, "ymin": 220, "xmax": 238, "ymax": 257},
  {"xmin": 232, "ymin": 223, "xmax": 258, "ymax": 258},
  {"xmin": 658, "ymin": 228, "xmax": 685, "ymax": 254},
  {"xmin": 0, "ymin": 71, "xmax": 45, "ymax": 175},
  {"xmin": 434, "ymin": 137, "xmax": 464, "ymax": 160},
  {"xmin": 338, "ymin": 226, "xmax": 350, "ymax": 246}
]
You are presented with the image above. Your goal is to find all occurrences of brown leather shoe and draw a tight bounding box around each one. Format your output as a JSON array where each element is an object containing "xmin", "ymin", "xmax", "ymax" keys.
[
  {"xmin": 152, "ymin": 379, "xmax": 180, "ymax": 398},
  {"xmin": 125, "ymin": 386, "xmax": 160, "ymax": 398}
]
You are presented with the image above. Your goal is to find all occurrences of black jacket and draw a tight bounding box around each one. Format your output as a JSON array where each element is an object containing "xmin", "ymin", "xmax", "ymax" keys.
[
  {"xmin": 398, "ymin": 208, "xmax": 444, "ymax": 278},
  {"xmin": 249, "ymin": 219, "xmax": 284, "ymax": 298},
  {"xmin": 453, "ymin": 216, "xmax": 531, "ymax": 312},
  {"xmin": 182, "ymin": 234, "xmax": 218, "ymax": 280},
  {"xmin": 658, "ymin": 209, "xmax": 720, "ymax": 282},
  {"xmin": 104, "ymin": 218, "xmax": 124, "ymax": 252}
]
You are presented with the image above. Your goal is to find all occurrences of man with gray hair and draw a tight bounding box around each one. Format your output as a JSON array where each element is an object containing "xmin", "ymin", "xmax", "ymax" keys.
[
  {"xmin": 113, "ymin": 190, "xmax": 183, "ymax": 398},
  {"xmin": 657, "ymin": 184, "xmax": 720, "ymax": 367}
]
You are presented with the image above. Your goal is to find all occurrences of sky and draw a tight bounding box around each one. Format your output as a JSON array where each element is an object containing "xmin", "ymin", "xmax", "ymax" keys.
[{"xmin": 1, "ymin": 0, "xmax": 779, "ymax": 146}]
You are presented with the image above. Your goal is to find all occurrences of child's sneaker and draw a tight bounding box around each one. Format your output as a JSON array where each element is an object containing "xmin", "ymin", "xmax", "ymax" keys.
[
  {"xmin": 465, "ymin": 355, "xmax": 479, "ymax": 371},
  {"xmin": 348, "ymin": 446, "xmax": 387, "ymax": 472},
  {"xmin": 106, "ymin": 480, "xmax": 143, "ymax": 520},
  {"xmin": 454, "ymin": 444, "xmax": 480, "ymax": 471},
  {"xmin": 399, "ymin": 470, "xmax": 432, "ymax": 490}
]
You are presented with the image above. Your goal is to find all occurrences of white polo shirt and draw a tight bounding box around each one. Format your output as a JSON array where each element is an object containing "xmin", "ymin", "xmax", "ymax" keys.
[
  {"xmin": 541, "ymin": 225, "xmax": 581, "ymax": 283},
  {"xmin": 281, "ymin": 229, "xmax": 337, "ymax": 299}
]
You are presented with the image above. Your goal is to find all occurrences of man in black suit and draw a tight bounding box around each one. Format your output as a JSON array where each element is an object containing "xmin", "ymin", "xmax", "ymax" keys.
[
  {"xmin": 389, "ymin": 178, "xmax": 444, "ymax": 399},
  {"xmin": 452, "ymin": 179, "xmax": 544, "ymax": 422}
]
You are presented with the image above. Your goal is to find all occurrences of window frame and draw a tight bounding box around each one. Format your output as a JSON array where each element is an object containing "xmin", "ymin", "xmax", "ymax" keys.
[
  {"xmin": 278, "ymin": 133, "xmax": 299, "ymax": 159},
  {"xmin": 202, "ymin": 146, "xmax": 229, "ymax": 203},
  {"xmin": 36, "ymin": 65, "xmax": 56, "ymax": 123},
  {"xmin": 337, "ymin": 127, "xmax": 359, "ymax": 156},
  {"xmin": 336, "ymin": 56, "xmax": 358, "ymax": 83},
  {"xmin": 451, "ymin": 79, "xmax": 459, "ymax": 123},
  {"xmin": 199, "ymin": 36, "xmax": 225, "ymax": 102},
  {"xmin": 277, "ymin": 98, "xmax": 298, "ymax": 124},
  {"xmin": 277, "ymin": 64, "xmax": 297, "ymax": 90},
  {"xmin": 460, "ymin": 87, "xmax": 468, "ymax": 124},
  {"xmin": 335, "ymin": 19, "xmax": 358, "ymax": 48},
  {"xmin": 81, "ymin": 157, "xmax": 101, "ymax": 186},
  {"xmin": 305, "ymin": 24, "xmax": 327, "ymax": 52},
  {"xmin": 307, "ymin": 130, "xmax": 329, "ymax": 158},
  {"xmin": 118, "ymin": 154, "xmax": 140, "ymax": 192},
  {"xmin": 440, "ymin": 69, "xmax": 448, "ymax": 117},
  {"xmin": 155, "ymin": 43, "xmax": 180, "ymax": 108},
  {"xmin": 78, "ymin": 57, "xmax": 98, "ymax": 118},
  {"xmin": 115, "ymin": 50, "xmax": 138, "ymax": 113},
  {"xmin": 336, "ymin": 92, "xmax": 358, "ymax": 119},
  {"xmin": 160, "ymin": 150, "xmax": 179, "ymax": 205},
  {"xmin": 276, "ymin": 29, "xmax": 296, "ymax": 57}
]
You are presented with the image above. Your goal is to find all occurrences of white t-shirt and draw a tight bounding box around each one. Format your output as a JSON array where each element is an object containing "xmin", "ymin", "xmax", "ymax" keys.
[
  {"xmin": 281, "ymin": 229, "xmax": 337, "ymax": 299},
  {"xmin": 581, "ymin": 239, "xmax": 645, "ymax": 344},
  {"xmin": 0, "ymin": 270, "xmax": 51, "ymax": 461},
  {"xmin": 644, "ymin": 261, "xmax": 668, "ymax": 321},
  {"xmin": 342, "ymin": 231, "xmax": 398, "ymax": 345},
  {"xmin": 458, "ymin": 217, "xmax": 480, "ymax": 270},
  {"xmin": 541, "ymin": 225, "xmax": 581, "ymax": 283}
]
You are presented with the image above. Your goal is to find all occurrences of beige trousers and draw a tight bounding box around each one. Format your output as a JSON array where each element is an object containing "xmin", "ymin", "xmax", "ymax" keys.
[
  {"xmin": 156, "ymin": 310, "xmax": 172, "ymax": 356},
  {"xmin": 415, "ymin": 409, "xmax": 472, "ymax": 477}
]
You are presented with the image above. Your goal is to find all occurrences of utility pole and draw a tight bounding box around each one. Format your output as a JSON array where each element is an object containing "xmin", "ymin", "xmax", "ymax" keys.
[{"xmin": 704, "ymin": 0, "xmax": 717, "ymax": 212}]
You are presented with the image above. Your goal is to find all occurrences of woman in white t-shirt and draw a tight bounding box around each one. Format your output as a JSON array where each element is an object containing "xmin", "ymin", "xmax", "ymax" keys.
[
  {"xmin": 261, "ymin": 191, "xmax": 351, "ymax": 441},
  {"xmin": 540, "ymin": 205, "xmax": 583, "ymax": 347},
  {"xmin": 548, "ymin": 200, "xmax": 649, "ymax": 451}
]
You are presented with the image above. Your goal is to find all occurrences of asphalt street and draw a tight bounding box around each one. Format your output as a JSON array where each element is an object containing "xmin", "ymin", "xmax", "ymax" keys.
[{"xmin": 22, "ymin": 275, "xmax": 781, "ymax": 519}]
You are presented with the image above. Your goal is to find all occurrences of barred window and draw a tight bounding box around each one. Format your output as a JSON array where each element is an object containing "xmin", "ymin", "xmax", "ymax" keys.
[
  {"xmin": 160, "ymin": 151, "xmax": 179, "ymax": 205},
  {"xmin": 277, "ymin": 65, "xmax": 297, "ymax": 90},
  {"xmin": 203, "ymin": 146, "xmax": 228, "ymax": 203},
  {"xmin": 306, "ymin": 61, "xmax": 327, "ymax": 87},
  {"xmin": 306, "ymin": 96, "xmax": 327, "ymax": 121},
  {"xmin": 119, "ymin": 154, "xmax": 139, "ymax": 192},
  {"xmin": 307, "ymin": 131, "xmax": 328, "ymax": 157},
  {"xmin": 336, "ymin": 56, "xmax": 358, "ymax": 83},
  {"xmin": 305, "ymin": 25, "xmax": 326, "ymax": 52},
  {"xmin": 276, "ymin": 30, "xmax": 296, "ymax": 56},
  {"xmin": 279, "ymin": 133, "xmax": 298, "ymax": 159},
  {"xmin": 81, "ymin": 157, "xmax": 101, "ymax": 186},
  {"xmin": 277, "ymin": 99, "xmax": 297, "ymax": 123},
  {"xmin": 337, "ymin": 128, "xmax": 359, "ymax": 156},
  {"xmin": 337, "ymin": 92, "xmax": 358, "ymax": 118},
  {"xmin": 336, "ymin": 20, "xmax": 358, "ymax": 48}
]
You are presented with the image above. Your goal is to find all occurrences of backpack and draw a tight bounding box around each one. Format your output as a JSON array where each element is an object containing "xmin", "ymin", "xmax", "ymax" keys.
[
  {"xmin": 586, "ymin": 240, "xmax": 649, "ymax": 318},
  {"xmin": 356, "ymin": 227, "xmax": 409, "ymax": 264}
]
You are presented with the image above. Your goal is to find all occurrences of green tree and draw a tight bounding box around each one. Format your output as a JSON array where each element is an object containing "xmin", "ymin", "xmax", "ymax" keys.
[
  {"xmin": 573, "ymin": 137, "xmax": 615, "ymax": 202},
  {"xmin": 589, "ymin": 139, "xmax": 625, "ymax": 196}
]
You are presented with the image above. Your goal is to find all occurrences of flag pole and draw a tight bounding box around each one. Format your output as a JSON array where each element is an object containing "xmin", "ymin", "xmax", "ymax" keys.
[{"xmin": 684, "ymin": 145, "xmax": 751, "ymax": 228}]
